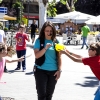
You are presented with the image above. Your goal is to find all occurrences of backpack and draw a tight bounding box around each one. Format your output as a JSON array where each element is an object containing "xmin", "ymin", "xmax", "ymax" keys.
[{"xmin": 35, "ymin": 38, "xmax": 59, "ymax": 66}]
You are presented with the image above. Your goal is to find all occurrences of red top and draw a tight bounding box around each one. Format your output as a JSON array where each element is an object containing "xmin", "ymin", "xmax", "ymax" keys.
[
  {"xmin": 15, "ymin": 32, "xmax": 28, "ymax": 50},
  {"xmin": 82, "ymin": 56, "xmax": 100, "ymax": 80}
]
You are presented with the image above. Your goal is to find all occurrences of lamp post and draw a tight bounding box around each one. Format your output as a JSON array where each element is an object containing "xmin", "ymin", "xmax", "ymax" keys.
[{"xmin": 27, "ymin": 0, "xmax": 30, "ymax": 27}]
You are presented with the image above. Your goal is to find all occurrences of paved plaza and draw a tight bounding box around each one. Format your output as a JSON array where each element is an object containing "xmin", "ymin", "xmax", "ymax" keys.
[{"xmin": 0, "ymin": 35, "xmax": 99, "ymax": 100}]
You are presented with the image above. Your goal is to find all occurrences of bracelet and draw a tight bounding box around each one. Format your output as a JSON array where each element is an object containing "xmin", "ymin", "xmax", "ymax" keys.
[
  {"xmin": 57, "ymin": 70, "xmax": 62, "ymax": 72},
  {"xmin": 69, "ymin": 52, "xmax": 73, "ymax": 55}
]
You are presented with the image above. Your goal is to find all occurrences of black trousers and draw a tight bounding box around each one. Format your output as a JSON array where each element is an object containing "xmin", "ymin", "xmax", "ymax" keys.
[
  {"xmin": 16, "ymin": 50, "xmax": 26, "ymax": 70},
  {"xmin": 4, "ymin": 63, "xmax": 7, "ymax": 71},
  {"xmin": 31, "ymin": 32, "xmax": 35, "ymax": 39},
  {"xmin": 34, "ymin": 68, "xmax": 57, "ymax": 100}
]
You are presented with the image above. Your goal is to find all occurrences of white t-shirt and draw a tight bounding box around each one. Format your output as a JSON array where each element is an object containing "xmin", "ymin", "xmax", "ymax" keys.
[
  {"xmin": 0, "ymin": 30, "xmax": 5, "ymax": 42},
  {"xmin": 55, "ymin": 25, "xmax": 59, "ymax": 31}
]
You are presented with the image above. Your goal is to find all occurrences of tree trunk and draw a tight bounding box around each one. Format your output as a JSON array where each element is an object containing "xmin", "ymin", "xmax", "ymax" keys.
[
  {"xmin": 39, "ymin": 0, "xmax": 47, "ymax": 30},
  {"xmin": 66, "ymin": 0, "xmax": 74, "ymax": 12}
]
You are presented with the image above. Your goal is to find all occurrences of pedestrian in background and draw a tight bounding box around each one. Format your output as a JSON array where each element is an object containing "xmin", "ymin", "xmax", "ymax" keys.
[
  {"xmin": 30, "ymin": 20, "xmax": 37, "ymax": 44},
  {"xmin": 14, "ymin": 25, "xmax": 30, "ymax": 72},
  {"xmin": 60, "ymin": 42, "xmax": 100, "ymax": 100},
  {"xmin": 81, "ymin": 23, "xmax": 90, "ymax": 49},
  {"xmin": 33, "ymin": 21, "xmax": 62, "ymax": 100}
]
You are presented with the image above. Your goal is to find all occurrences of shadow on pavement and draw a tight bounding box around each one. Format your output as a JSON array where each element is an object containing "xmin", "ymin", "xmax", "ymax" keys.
[
  {"xmin": 25, "ymin": 71, "xmax": 34, "ymax": 75},
  {"xmin": 75, "ymin": 76, "xmax": 99, "ymax": 87},
  {"xmin": 26, "ymin": 44, "xmax": 33, "ymax": 49},
  {"xmin": 8, "ymin": 70, "xmax": 24, "ymax": 74},
  {"xmin": 7, "ymin": 70, "xmax": 34, "ymax": 75}
]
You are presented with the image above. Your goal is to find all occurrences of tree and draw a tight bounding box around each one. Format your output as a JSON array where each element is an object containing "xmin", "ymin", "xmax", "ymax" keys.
[
  {"xmin": 12, "ymin": 0, "xmax": 24, "ymax": 23},
  {"xmin": 39, "ymin": 0, "xmax": 58, "ymax": 29},
  {"xmin": 60, "ymin": 0, "xmax": 77, "ymax": 12},
  {"xmin": 47, "ymin": 0, "xmax": 57, "ymax": 17},
  {"xmin": 38, "ymin": 0, "xmax": 48, "ymax": 29}
]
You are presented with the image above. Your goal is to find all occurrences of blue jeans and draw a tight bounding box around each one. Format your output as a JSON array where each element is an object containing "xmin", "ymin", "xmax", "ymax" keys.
[
  {"xmin": 34, "ymin": 68, "xmax": 57, "ymax": 100},
  {"xmin": 82, "ymin": 37, "xmax": 88, "ymax": 47},
  {"xmin": 16, "ymin": 49, "xmax": 26, "ymax": 70},
  {"xmin": 94, "ymin": 87, "xmax": 100, "ymax": 100}
]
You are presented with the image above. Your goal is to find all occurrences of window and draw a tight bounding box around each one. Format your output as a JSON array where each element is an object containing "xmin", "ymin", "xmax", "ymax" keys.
[{"xmin": 23, "ymin": 4, "xmax": 39, "ymax": 13}]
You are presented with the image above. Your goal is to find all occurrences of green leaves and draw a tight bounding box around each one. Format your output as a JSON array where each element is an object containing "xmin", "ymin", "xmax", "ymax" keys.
[
  {"xmin": 47, "ymin": 1, "xmax": 57, "ymax": 17},
  {"xmin": 12, "ymin": 0, "xmax": 24, "ymax": 23},
  {"xmin": 0, "ymin": 0, "xmax": 3, "ymax": 3},
  {"xmin": 73, "ymin": 0, "xmax": 77, "ymax": 4},
  {"xmin": 60, "ymin": 0, "xmax": 77, "ymax": 12},
  {"xmin": 60, "ymin": 0, "xmax": 67, "ymax": 5}
]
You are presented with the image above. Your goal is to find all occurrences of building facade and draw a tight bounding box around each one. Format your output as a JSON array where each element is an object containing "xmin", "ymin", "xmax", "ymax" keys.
[{"xmin": 2, "ymin": 0, "xmax": 39, "ymax": 19}]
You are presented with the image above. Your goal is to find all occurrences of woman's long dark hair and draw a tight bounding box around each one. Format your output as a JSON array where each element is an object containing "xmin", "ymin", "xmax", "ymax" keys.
[{"xmin": 39, "ymin": 21, "xmax": 56, "ymax": 41}]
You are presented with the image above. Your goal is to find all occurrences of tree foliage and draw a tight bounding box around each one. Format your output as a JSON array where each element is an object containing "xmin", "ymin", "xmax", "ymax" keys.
[
  {"xmin": 75, "ymin": 0, "xmax": 100, "ymax": 16},
  {"xmin": 0, "ymin": 0, "xmax": 2, "ymax": 3},
  {"xmin": 60, "ymin": 0, "xmax": 77, "ymax": 12},
  {"xmin": 12, "ymin": 0, "xmax": 24, "ymax": 23},
  {"xmin": 47, "ymin": 0, "xmax": 57, "ymax": 17}
]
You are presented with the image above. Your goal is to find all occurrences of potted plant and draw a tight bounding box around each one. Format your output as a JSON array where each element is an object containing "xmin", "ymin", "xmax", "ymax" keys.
[{"xmin": 4, "ymin": 27, "xmax": 8, "ymax": 32}]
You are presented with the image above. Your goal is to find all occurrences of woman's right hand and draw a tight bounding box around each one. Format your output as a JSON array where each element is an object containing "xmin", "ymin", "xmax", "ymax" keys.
[{"xmin": 45, "ymin": 43, "xmax": 52, "ymax": 50}]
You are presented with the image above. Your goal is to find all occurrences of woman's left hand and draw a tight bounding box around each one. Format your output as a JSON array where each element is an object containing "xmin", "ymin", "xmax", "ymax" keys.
[{"xmin": 54, "ymin": 71, "xmax": 62, "ymax": 80}]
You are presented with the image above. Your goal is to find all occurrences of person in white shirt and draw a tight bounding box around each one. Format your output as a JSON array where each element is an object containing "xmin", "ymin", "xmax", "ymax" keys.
[
  {"xmin": 0, "ymin": 30, "xmax": 7, "ymax": 72},
  {"xmin": 55, "ymin": 24, "xmax": 59, "ymax": 31},
  {"xmin": 0, "ymin": 30, "xmax": 6, "ymax": 43},
  {"xmin": 96, "ymin": 33, "xmax": 100, "ymax": 42}
]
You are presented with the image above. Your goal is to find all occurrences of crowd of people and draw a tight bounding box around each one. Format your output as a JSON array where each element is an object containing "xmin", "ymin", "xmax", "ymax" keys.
[{"xmin": 0, "ymin": 20, "xmax": 100, "ymax": 100}]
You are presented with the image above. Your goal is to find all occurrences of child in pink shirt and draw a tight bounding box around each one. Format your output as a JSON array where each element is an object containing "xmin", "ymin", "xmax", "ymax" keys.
[{"xmin": 0, "ymin": 43, "xmax": 24, "ymax": 80}]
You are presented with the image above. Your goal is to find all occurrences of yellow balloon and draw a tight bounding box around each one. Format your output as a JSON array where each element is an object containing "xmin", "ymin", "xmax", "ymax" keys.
[{"xmin": 55, "ymin": 44, "xmax": 65, "ymax": 51}]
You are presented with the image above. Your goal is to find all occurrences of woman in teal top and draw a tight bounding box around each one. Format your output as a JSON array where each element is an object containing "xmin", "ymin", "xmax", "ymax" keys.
[{"xmin": 33, "ymin": 21, "xmax": 62, "ymax": 100}]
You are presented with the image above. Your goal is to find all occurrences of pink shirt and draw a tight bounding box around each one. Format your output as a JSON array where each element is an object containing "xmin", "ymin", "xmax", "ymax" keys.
[{"xmin": 0, "ymin": 58, "xmax": 5, "ymax": 80}]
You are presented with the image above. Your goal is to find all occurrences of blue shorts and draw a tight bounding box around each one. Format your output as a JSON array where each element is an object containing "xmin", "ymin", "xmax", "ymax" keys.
[{"xmin": 94, "ymin": 87, "xmax": 100, "ymax": 100}]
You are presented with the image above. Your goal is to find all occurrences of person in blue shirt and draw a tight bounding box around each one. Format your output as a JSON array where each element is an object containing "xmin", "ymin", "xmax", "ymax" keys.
[{"xmin": 33, "ymin": 21, "xmax": 62, "ymax": 100}]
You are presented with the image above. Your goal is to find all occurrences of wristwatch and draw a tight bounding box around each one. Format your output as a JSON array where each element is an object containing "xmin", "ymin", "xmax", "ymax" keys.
[{"xmin": 57, "ymin": 69, "xmax": 62, "ymax": 72}]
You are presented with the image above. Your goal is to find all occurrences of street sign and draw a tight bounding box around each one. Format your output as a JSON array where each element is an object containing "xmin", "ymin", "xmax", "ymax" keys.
[{"xmin": 0, "ymin": 7, "xmax": 7, "ymax": 14}]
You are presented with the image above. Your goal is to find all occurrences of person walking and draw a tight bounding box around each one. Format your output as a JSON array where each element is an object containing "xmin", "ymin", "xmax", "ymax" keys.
[
  {"xmin": 30, "ymin": 20, "xmax": 37, "ymax": 44},
  {"xmin": 60, "ymin": 42, "xmax": 100, "ymax": 100},
  {"xmin": 14, "ymin": 25, "xmax": 30, "ymax": 72},
  {"xmin": 33, "ymin": 21, "xmax": 62, "ymax": 100},
  {"xmin": 81, "ymin": 23, "xmax": 90, "ymax": 49}
]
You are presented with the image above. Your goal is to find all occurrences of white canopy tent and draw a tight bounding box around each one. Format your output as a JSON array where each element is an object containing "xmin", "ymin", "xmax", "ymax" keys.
[
  {"xmin": 47, "ymin": 18, "xmax": 65, "ymax": 23},
  {"xmin": 85, "ymin": 15, "xmax": 100, "ymax": 24},
  {"xmin": 55, "ymin": 11, "xmax": 78, "ymax": 19},
  {"xmin": 54, "ymin": 11, "xmax": 96, "ymax": 23}
]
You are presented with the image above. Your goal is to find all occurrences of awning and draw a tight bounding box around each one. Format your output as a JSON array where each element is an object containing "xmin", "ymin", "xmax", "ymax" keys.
[
  {"xmin": 3, "ymin": 15, "xmax": 17, "ymax": 20},
  {"xmin": 0, "ymin": 19, "xmax": 7, "ymax": 21},
  {"xmin": 24, "ymin": 15, "xmax": 39, "ymax": 19}
]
